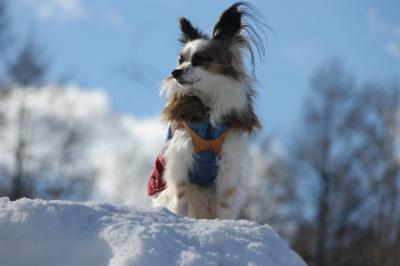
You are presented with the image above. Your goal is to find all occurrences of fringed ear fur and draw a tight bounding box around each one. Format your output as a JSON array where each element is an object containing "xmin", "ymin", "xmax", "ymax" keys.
[
  {"xmin": 212, "ymin": 2, "xmax": 267, "ymax": 77},
  {"xmin": 212, "ymin": 3, "xmax": 243, "ymax": 41},
  {"xmin": 177, "ymin": 2, "xmax": 266, "ymax": 77},
  {"xmin": 179, "ymin": 17, "xmax": 208, "ymax": 44}
]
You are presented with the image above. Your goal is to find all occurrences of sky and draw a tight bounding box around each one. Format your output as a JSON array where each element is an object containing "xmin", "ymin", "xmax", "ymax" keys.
[{"xmin": 8, "ymin": 0, "xmax": 400, "ymax": 144}]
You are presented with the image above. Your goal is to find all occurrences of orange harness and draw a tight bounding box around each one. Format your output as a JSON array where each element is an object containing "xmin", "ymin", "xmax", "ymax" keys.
[
  {"xmin": 174, "ymin": 121, "xmax": 230, "ymax": 155},
  {"xmin": 148, "ymin": 120, "xmax": 231, "ymax": 195}
]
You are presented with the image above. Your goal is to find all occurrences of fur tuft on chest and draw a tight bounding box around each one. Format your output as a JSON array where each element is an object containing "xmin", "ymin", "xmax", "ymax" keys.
[{"xmin": 161, "ymin": 93, "xmax": 261, "ymax": 133}]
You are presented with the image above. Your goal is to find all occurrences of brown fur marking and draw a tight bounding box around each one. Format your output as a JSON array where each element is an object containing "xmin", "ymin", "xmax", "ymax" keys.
[
  {"xmin": 161, "ymin": 94, "xmax": 208, "ymax": 122},
  {"xmin": 161, "ymin": 93, "xmax": 260, "ymax": 133},
  {"xmin": 220, "ymin": 201, "xmax": 229, "ymax": 209},
  {"xmin": 222, "ymin": 187, "xmax": 236, "ymax": 198},
  {"xmin": 206, "ymin": 198, "xmax": 212, "ymax": 214},
  {"xmin": 223, "ymin": 95, "xmax": 261, "ymax": 133},
  {"xmin": 196, "ymin": 42, "xmax": 242, "ymax": 80},
  {"xmin": 177, "ymin": 181, "xmax": 187, "ymax": 188}
]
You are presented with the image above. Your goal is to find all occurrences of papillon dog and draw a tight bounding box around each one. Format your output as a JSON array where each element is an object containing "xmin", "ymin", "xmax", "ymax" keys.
[{"xmin": 148, "ymin": 2, "xmax": 265, "ymax": 220}]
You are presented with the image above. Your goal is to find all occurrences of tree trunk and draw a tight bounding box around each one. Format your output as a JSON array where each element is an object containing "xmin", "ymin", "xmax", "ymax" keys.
[
  {"xmin": 10, "ymin": 94, "xmax": 27, "ymax": 200},
  {"xmin": 316, "ymin": 172, "xmax": 330, "ymax": 266}
]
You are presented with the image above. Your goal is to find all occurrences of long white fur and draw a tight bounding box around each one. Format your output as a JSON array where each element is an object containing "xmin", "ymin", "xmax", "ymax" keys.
[
  {"xmin": 152, "ymin": 129, "xmax": 193, "ymax": 215},
  {"xmin": 153, "ymin": 39, "xmax": 251, "ymax": 220}
]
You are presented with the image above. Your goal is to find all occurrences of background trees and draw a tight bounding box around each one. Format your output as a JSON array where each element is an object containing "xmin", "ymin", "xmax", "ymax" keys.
[
  {"xmin": 0, "ymin": 0, "xmax": 93, "ymax": 200},
  {"xmin": 290, "ymin": 61, "xmax": 399, "ymax": 266}
]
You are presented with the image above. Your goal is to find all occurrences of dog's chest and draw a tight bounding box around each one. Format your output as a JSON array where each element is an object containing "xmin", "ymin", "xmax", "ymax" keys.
[{"xmin": 169, "ymin": 121, "xmax": 230, "ymax": 186}]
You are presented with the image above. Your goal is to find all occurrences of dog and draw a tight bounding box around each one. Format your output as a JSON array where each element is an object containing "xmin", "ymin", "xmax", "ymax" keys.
[{"xmin": 147, "ymin": 2, "xmax": 265, "ymax": 220}]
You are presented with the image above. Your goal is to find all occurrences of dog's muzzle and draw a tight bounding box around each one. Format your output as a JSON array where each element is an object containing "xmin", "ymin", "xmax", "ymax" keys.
[{"xmin": 171, "ymin": 69, "xmax": 183, "ymax": 79}]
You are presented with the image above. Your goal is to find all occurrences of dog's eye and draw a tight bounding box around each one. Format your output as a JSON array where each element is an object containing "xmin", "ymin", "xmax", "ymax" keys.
[
  {"xmin": 178, "ymin": 56, "xmax": 185, "ymax": 65},
  {"xmin": 192, "ymin": 54, "xmax": 211, "ymax": 67}
]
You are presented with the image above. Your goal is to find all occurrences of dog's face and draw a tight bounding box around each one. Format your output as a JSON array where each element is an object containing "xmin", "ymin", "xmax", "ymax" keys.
[
  {"xmin": 161, "ymin": 2, "xmax": 264, "ymax": 125},
  {"xmin": 162, "ymin": 3, "xmax": 255, "ymax": 98},
  {"xmin": 172, "ymin": 38, "xmax": 241, "ymax": 90}
]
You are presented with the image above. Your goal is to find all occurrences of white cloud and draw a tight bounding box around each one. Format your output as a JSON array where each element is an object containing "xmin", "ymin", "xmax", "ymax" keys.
[
  {"xmin": 367, "ymin": 8, "xmax": 400, "ymax": 61},
  {"xmin": 21, "ymin": 0, "xmax": 86, "ymax": 23},
  {"xmin": 0, "ymin": 85, "xmax": 164, "ymax": 205}
]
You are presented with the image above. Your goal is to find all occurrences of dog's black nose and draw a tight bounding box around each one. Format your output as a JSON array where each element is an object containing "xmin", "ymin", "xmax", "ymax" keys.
[{"xmin": 171, "ymin": 69, "xmax": 183, "ymax": 79}]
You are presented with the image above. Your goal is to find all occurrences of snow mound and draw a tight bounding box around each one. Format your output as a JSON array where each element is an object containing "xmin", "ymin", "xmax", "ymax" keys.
[{"xmin": 0, "ymin": 198, "xmax": 306, "ymax": 266}]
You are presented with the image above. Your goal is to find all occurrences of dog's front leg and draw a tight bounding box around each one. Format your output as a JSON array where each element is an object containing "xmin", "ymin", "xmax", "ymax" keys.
[
  {"xmin": 171, "ymin": 179, "xmax": 188, "ymax": 215},
  {"xmin": 216, "ymin": 173, "xmax": 242, "ymax": 220},
  {"xmin": 163, "ymin": 130, "xmax": 193, "ymax": 216},
  {"xmin": 216, "ymin": 132, "xmax": 246, "ymax": 220}
]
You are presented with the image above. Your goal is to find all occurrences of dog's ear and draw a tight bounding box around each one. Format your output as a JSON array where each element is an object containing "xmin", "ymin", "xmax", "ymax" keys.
[
  {"xmin": 212, "ymin": 3, "xmax": 243, "ymax": 41},
  {"xmin": 179, "ymin": 17, "xmax": 204, "ymax": 44}
]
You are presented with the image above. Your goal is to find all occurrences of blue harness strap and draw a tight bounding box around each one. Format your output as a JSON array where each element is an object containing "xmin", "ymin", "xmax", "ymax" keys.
[{"xmin": 167, "ymin": 121, "xmax": 230, "ymax": 186}]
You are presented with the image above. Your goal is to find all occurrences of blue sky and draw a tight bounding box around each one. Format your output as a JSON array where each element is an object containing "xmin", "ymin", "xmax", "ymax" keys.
[{"xmin": 9, "ymin": 0, "xmax": 400, "ymax": 143}]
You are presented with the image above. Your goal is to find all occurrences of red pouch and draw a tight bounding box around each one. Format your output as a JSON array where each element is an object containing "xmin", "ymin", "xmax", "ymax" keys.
[{"xmin": 147, "ymin": 151, "xmax": 167, "ymax": 196}]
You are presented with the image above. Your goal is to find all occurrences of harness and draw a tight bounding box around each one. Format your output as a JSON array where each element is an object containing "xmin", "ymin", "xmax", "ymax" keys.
[
  {"xmin": 170, "ymin": 121, "xmax": 230, "ymax": 186},
  {"xmin": 147, "ymin": 120, "xmax": 230, "ymax": 196}
]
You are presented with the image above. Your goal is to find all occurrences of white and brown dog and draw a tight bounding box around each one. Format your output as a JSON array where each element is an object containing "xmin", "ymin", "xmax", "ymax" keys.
[{"xmin": 147, "ymin": 2, "xmax": 265, "ymax": 220}]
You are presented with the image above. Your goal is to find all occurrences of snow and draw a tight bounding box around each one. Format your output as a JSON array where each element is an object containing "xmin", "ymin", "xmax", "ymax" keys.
[{"xmin": 0, "ymin": 198, "xmax": 306, "ymax": 266}]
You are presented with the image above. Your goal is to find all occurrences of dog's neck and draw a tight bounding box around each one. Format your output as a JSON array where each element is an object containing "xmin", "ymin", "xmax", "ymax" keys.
[
  {"xmin": 193, "ymin": 79, "xmax": 249, "ymax": 126},
  {"xmin": 161, "ymin": 94, "xmax": 209, "ymax": 122},
  {"xmin": 161, "ymin": 93, "xmax": 261, "ymax": 133}
]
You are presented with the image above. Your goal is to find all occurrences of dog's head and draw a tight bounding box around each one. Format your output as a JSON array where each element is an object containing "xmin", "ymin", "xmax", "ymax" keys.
[{"xmin": 161, "ymin": 2, "xmax": 265, "ymax": 126}]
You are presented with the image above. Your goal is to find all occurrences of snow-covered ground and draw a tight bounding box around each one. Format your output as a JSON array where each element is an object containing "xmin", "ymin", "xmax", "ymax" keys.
[{"xmin": 0, "ymin": 198, "xmax": 306, "ymax": 266}]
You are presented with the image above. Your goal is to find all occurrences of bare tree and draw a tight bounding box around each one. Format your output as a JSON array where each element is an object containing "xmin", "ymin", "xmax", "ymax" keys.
[
  {"xmin": 0, "ymin": 86, "xmax": 98, "ymax": 201},
  {"xmin": 240, "ymin": 137, "xmax": 300, "ymax": 239},
  {"xmin": 7, "ymin": 39, "xmax": 47, "ymax": 87},
  {"xmin": 347, "ymin": 82, "xmax": 400, "ymax": 266},
  {"xmin": 291, "ymin": 60, "xmax": 400, "ymax": 266},
  {"xmin": 0, "ymin": 1, "xmax": 95, "ymax": 201},
  {"xmin": 6, "ymin": 39, "xmax": 48, "ymax": 200},
  {"xmin": 31, "ymin": 116, "xmax": 95, "ymax": 200},
  {"xmin": 290, "ymin": 61, "xmax": 364, "ymax": 266}
]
